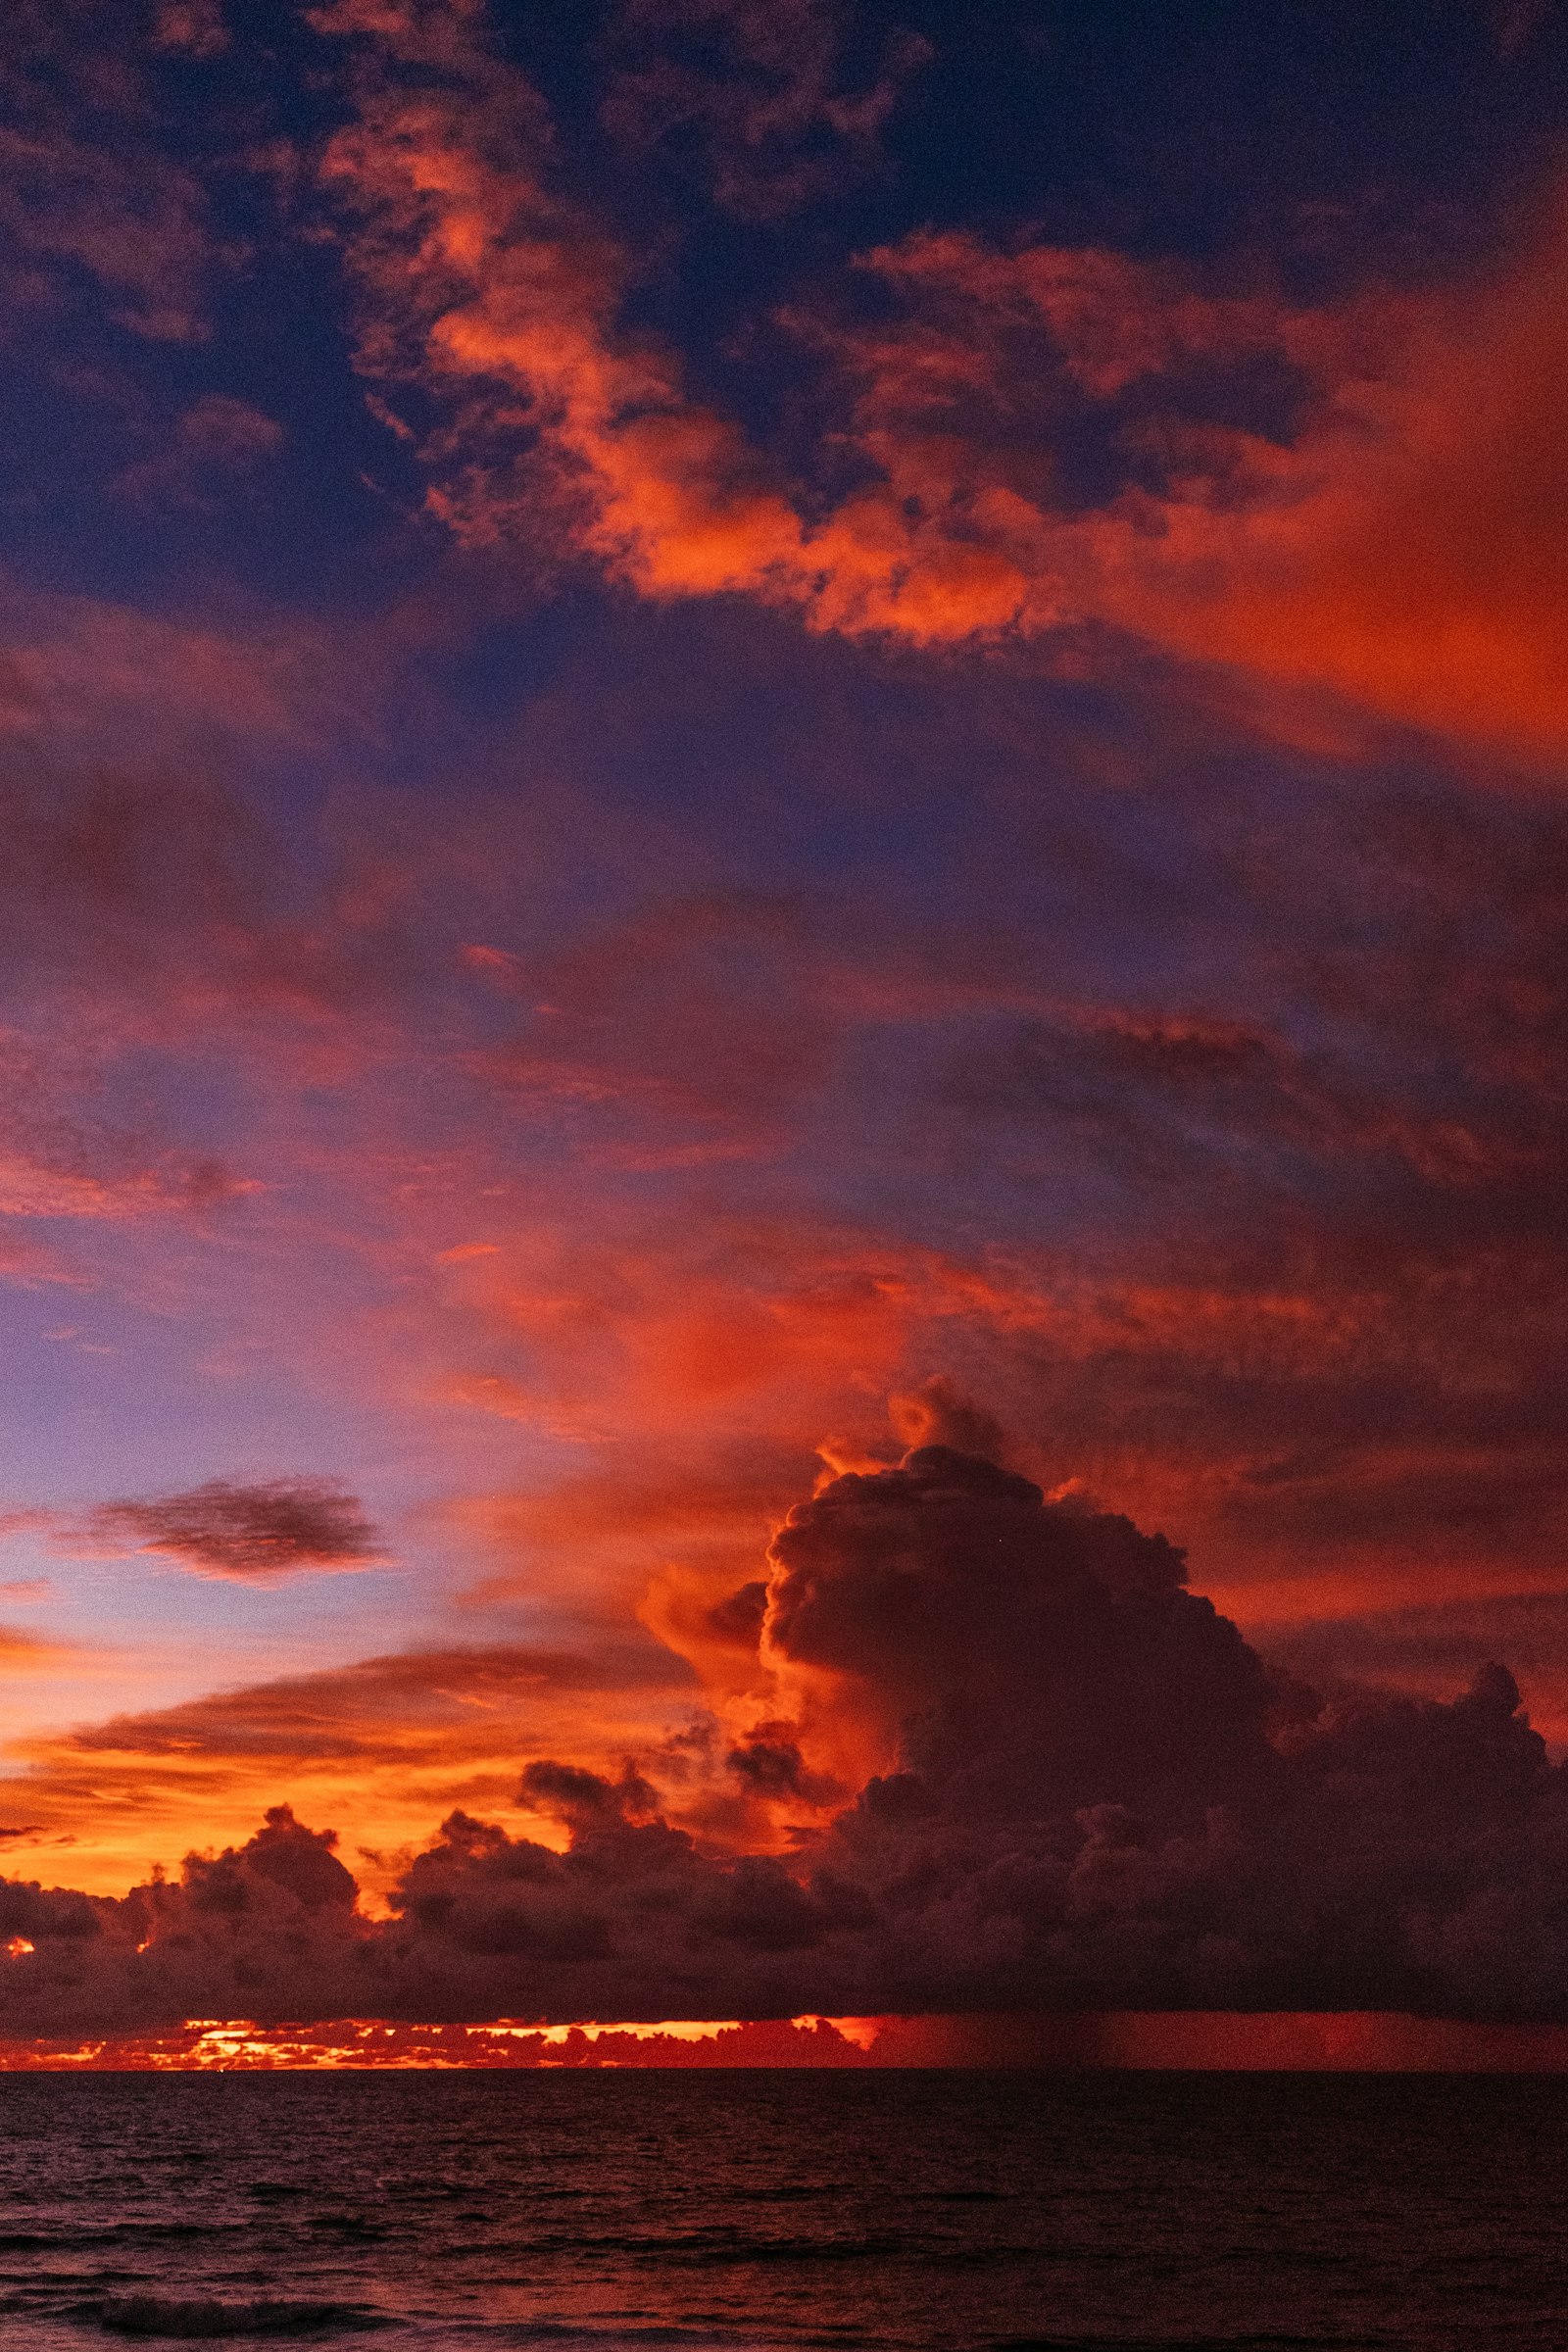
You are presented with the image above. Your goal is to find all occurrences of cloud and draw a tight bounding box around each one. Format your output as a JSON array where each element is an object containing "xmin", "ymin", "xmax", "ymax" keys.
[
  {"xmin": 418, "ymin": 798, "xmax": 1568, "ymax": 1659},
  {"xmin": 85, "ymin": 1479, "xmax": 384, "ymax": 1583},
  {"xmin": 1100, "ymin": 203, "xmax": 1568, "ymax": 761},
  {"xmin": 798, "ymin": 213, "xmax": 1568, "ymax": 755},
  {"xmin": 763, "ymin": 1446, "xmax": 1213, "ymax": 1773},
  {"xmin": 153, "ymin": 0, "xmax": 229, "ymax": 58},
  {"xmin": 480, "ymin": 891, "xmax": 839, "ymax": 1136},
  {"xmin": 889, "ymin": 1375, "xmax": 1013, "ymax": 1467},
  {"xmin": 3, "ymin": 0, "xmax": 1567, "ymax": 1965},
  {"xmin": 10, "ymin": 1446, "xmax": 1568, "ymax": 2030},
  {"xmin": 1259, "ymin": 1592, "xmax": 1568, "ymax": 1723},
  {"xmin": 0, "ymin": 2, "xmax": 220, "ymax": 342},
  {"xmin": 0, "ymin": 1026, "xmax": 253, "ymax": 1226},
  {"xmin": 312, "ymin": 0, "xmax": 1036, "ymax": 629},
  {"xmin": 0, "ymin": 586, "xmax": 346, "ymax": 771},
  {"xmin": 313, "ymin": 0, "xmax": 1568, "ymax": 755},
  {"xmin": 599, "ymin": 0, "xmax": 930, "ymax": 220},
  {"xmin": 61, "ymin": 1639, "xmax": 694, "ymax": 1764},
  {"xmin": 1482, "ymin": 0, "xmax": 1553, "ymax": 54},
  {"xmin": 115, "ymin": 395, "xmax": 285, "ymax": 511},
  {"xmin": 0, "ymin": 581, "xmax": 467, "ymax": 1297},
  {"xmin": 0, "ymin": 1625, "xmax": 66, "ymax": 1671},
  {"xmin": 0, "ymin": 1634, "xmax": 707, "ymax": 1899}
]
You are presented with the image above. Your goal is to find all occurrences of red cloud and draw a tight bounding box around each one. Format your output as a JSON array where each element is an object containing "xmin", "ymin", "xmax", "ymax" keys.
[
  {"xmin": 315, "ymin": 0, "xmax": 1042, "ymax": 632},
  {"xmin": 315, "ymin": 0, "xmax": 1568, "ymax": 756}
]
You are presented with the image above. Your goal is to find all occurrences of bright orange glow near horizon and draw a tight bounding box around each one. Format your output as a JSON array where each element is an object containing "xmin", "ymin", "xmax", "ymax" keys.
[{"xmin": 9, "ymin": 2013, "xmax": 1568, "ymax": 2075}]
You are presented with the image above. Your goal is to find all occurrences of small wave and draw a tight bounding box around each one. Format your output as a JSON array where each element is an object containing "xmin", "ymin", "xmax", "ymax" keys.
[
  {"xmin": 90, "ymin": 2291, "xmax": 392, "ymax": 2339},
  {"xmin": 305, "ymin": 2212, "xmax": 386, "ymax": 2239},
  {"xmin": 986, "ymin": 2336, "xmax": 1384, "ymax": 2350},
  {"xmin": 500, "ymin": 2329, "xmax": 765, "ymax": 2349},
  {"xmin": 913, "ymin": 2187, "xmax": 1010, "ymax": 2203}
]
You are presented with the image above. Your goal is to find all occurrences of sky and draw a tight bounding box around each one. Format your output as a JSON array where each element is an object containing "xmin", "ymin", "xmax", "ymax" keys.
[{"xmin": 4, "ymin": 0, "xmax": 1568, "ymax": 2039}]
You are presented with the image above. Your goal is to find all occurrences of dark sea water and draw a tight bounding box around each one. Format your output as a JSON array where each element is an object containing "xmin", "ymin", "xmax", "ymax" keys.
[{"xmin": 0, "ymin": 2070, "xmax": 1563, "ymax": 2350}]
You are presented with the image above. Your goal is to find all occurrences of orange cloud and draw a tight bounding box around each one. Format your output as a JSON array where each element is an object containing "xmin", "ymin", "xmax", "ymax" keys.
[
  {"xmin": 0, "ymin": 1625, "xmax": 69, "ymax": 1672},
  {"xmin": 434, "ymin": 1215, "xmax": 926, "ymax": 1452},
  {"xmin": 422, "ymin": 1170, "xmax": 1568, "ymax": 1659},
  {"xmin": 316, "ymin": 0, "xmax": 1043, "ymax": 634},
  {"xmin": 1, "ymin": 1638, "xmax": 701, "ymax": 1899},
  {"xmin": 10, "ymin": 1467, "xmax": 1568, "ymax": 2030}
]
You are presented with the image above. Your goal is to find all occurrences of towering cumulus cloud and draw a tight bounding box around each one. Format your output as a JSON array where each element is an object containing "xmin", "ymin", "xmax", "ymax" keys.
[{"xmin": 6, "ymin": 1444, "xmax": 1568, "ymax": 2032}]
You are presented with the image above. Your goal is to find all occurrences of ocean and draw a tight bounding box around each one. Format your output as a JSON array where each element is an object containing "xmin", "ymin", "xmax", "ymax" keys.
[{"xmin": 0, "ymin": 2069, "xmax": 1563, "ymax": 2349}]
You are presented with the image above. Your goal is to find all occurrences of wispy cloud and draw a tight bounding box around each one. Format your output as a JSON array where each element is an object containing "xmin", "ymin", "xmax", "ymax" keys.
[{"xmin": 85, "ymin": 1480, "xmax": 385, "ymax": 1584}]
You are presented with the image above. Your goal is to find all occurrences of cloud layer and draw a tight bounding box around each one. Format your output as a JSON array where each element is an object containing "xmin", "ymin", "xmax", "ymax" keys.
[
  {"xmin": 8, "ymin": 1446, "xmax": 1568, "ymax": 2032},
  {"xmin": 2, "ymin": 0, "xmax": 1567, "ymax": 2014}
]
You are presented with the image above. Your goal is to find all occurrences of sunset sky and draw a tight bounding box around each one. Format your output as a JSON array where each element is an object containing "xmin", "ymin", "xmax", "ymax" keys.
[{"xmin": 4, "ymin": 0, "xmax": 1568, "ymax": 2039}]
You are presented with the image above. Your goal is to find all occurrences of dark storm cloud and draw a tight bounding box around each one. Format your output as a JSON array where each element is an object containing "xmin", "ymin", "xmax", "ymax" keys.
[
  {"xmin": 764, "ymin": 1447, "xmax": 1244, "ymax": 1816},
  {"xmin": 889, "ymin": 1377, "xmax": 1013, "ymax": 1466},
  {"xmin": 11, "ymin": 1446, "xmax": 1568, "ymax": 2031},
  {"xmin": 1259, "ymin": 1592, "xmax": 1568, "ymax": 1698},
  {"xmin": 725, "ymin": 1720, "xmax": 839, "ymax": 1803},
  {"xmin": 88, "ymin": 1479, "xmax": 382, "ymax": 1583}
]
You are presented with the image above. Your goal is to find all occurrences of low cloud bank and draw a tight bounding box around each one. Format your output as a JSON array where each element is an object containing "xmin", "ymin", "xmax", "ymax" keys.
[{"xmin": 7, "ymin": 1446, "xmax": 1568, "ymax": 2031}]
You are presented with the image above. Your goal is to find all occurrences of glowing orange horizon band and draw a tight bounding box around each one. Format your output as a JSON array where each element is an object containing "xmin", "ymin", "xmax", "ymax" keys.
[{"xmin": 5, "ymin": 2013, "xmax": 1568, "ymax": 2072}]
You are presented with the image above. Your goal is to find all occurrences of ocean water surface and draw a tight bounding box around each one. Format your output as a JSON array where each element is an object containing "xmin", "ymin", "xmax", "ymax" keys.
[{"xmin": 0, "ymin": 2069, "xmax": 1562, "ymax": 2350}]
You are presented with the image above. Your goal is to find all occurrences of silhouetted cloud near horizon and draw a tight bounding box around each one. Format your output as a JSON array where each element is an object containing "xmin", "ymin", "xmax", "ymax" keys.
[{"xmin": 8, "ymin": 1446, "xmax": 1568, "ymax": 2032}]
